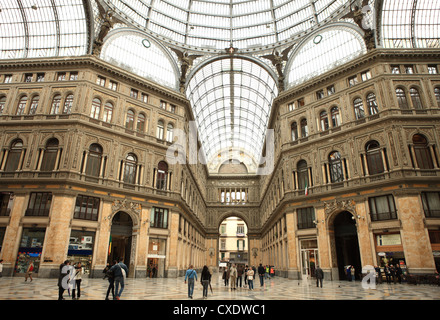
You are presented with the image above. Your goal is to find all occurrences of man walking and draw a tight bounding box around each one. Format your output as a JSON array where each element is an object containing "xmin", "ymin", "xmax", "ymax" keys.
[
  {"xmin": 315, "ymin": 265, "xmax": 324, "ymax": 288},
  {"xmin": 184, "ymin": 264, "xmax": 197, "ymax": 299},
  {"xmin": 258, "ymin": 263, "xmax": 265, "ymax": 287},
  {"xmin": 110, "ymin": 258, "xmax": 128, "ymax": 300}
]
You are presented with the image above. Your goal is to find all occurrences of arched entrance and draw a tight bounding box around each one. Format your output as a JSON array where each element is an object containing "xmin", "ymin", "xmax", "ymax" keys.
[
  {"xmin": 218, "ymin": 216, "xmax": 248, "ymax": 271},
  {"xmin": 109, "ymin": 211, "xmax": 133, "ymax": 271},
  {"xmin": 333, "ymin": 211, "xmax": 362, "ymax": 280}
]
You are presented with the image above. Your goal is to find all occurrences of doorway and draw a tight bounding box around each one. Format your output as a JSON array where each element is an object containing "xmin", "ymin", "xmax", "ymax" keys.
[
  {"xmin": 300, "ymin": 239, "xmax": 319, "ymax": 279},
  {"xmin": 109, "ymin": 211, "xmax": 133, "ymax": 272},
  {"xmin": 333, "ymin": 211, "xmax": 362, "ymax": 280}
]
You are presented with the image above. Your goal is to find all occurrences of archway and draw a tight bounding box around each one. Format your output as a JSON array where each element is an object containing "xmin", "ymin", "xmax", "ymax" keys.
[
  {"xmin": 218, "ymin": 216, "xmax": 248, "ymax": 277},
  {"xmin": 333, "ymin": 211, "xmax": 362, "ymax": 280},
  {"xmin": 109, "ymin": 211, "xmax": 133, "ymax": 272}
]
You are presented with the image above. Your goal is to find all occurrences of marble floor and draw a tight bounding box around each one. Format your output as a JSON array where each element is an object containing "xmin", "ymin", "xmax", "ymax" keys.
[{"xmin": 0, "ymin": 274, "xmax": 439, "ymax": 301}]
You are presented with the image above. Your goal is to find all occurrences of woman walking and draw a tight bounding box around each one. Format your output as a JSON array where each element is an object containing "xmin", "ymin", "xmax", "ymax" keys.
[
  {"xmin": 247, "ymin": 266, "xmax": 255, "ymax": 291},
  {"xmin": 200, "ymin": 265, "xmax": 211, "ymax": 299}
]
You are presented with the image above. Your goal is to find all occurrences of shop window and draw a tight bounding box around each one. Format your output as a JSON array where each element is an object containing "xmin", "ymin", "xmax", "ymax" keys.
[
  {"xmin": 16, "ymin": 228, "xmax": 46, "ymax": 275},
  {"xmin": 68, "ymin": 230, "xmax": 95, "ymax": 276},
  {"xmin": 25, "ymin": 192, "xmax": 52, "ymax": 217},
  {"xmin": 74, "ymin": 195, "xmax": 100, "ymax": 221},
  {"xmin": 148, "ymin": 238, "xmax": 167, "ymax": 278},
  {"xmin": 421, "ymin": 192, "xmax": 440, "ymax": 218},
  {"xmin": 368, "ymin": 195, "xmax": 397, "ymax": 221},
  {"xmin": 297, "ymin": 207, "xmax": 315, "ymax": 229},
  {"xmin": 150, "ymin": 207, "xmax": 169, "ymax": 229}
]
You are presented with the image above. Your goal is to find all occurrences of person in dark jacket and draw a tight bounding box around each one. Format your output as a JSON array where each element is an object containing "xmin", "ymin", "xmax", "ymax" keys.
[
  {"xmin": 315, "ymin": 265, "xmax": 324, "ymax": 288},
  {"xmin": 110, "ymin": 258, "xmax": 129, "ymax": 300},
  {"xmin": 200, "ymin": 265, "xmax": 211, "ymax": 299},
  {"xmin": 58, "ymin": 260, "xmax": 70, "ymax": 300},
  {"xmin": 103, "ymin": 261, "xmax": 115, "ymax": 300},
  {"xmin": 258, "ymin": 264, "xmax": 265, "ymax": 287}
]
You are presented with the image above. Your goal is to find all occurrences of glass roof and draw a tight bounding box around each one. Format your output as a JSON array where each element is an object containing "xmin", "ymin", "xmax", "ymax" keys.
[
  {"xmin": 102, "ymin": 0, "xmax": 351, "ymax": 51},
  {"xmin": 186, "ymin": 57, "xmax": 278, "ymax": 168},
  {"xmin": 381, "ymin": 0, "xmax": 440, "ymax": 48},
  {"xmin": 0, "ymin": 0, "xmax": 89, "ymax": 59},
  {"xmin": 101, "ymin": 30, "xmax": 178, "ymax": 89}
]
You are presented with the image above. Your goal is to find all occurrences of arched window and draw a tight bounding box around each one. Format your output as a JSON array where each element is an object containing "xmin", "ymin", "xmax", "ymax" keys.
[
  {"xmin": 90, "ymin": 98, "xmax": 101, "ymax": 119},
  {"xmin": 155, "ymin": 161, "xmax": 168, "ymax": 190},
  {"xmin": 29, "ymin": 95, "xmax": 39, "ymax": 115},
  {"xmin": 166, "ymin": 123, "xmax": 174, "ymax": 142},
  {"xmin": 366, "ymin": 141, "xmax": 384, "ymax": 175},
  {"xmin": 125, "ymin": 109, "xmax": 135, "ymax": 130},
  {"xmin": 331, "ymin": 107, "xmax": 340, "ymax": 127},
  {"xmin": 396, "ymin": 88, "xmax": 409, "ymax": 109},
  {"xmin": 63, "ymin": 94, "xmax": 74, "ymax": 114},
  {"xmin": 50, "ymin": 95, "xmax": 62, "ymax": 114},
  {"xmin": 353, "ymin": 98, "xmax": 365, "ymax": 119},
  {"xmin": 410, "ymin": 87, "xmax": 423, "ymax": 109},
  {"xmin": 300, "ymin": 118, "xmax": 308, "ymax": 138},
  {"xmin": 291, "ymin": 122, "xmax": 298, "ymax": 141},
  {"xmin": 320, "ymin": 111, "xmax": 329, "ymax": 131},
  {"xmin": 0, "ymin": 96, "xmax": 6, "ymax": 114},
  {"xmin": 366, "ymin": 93, "xmax": 379, "ymax": 115},
  {"xmin": 16, "ymin": 96, "xmax": 27, "ymax": 115},
  {"xmin": 413, "ymin": 134, "xmax": 434, "ymax": 169},
  {"xmin": 297, "ymin": 160, "xmax": 308, "ymax": 190},
  {"xmin": 137, "ymin": 113, "xmax": 146, "ymax": 132},
  {"xmin": 4, "ymin": 139, "xmax": 24, "ymax": 172},
  {"xmin": 434, "ymin": 87, "xmax": 440, "ymax": 107},
  {"xmin": 123, "ymin": 153, "xmax": 137, "ymax": 185},
  {"xmin": 85, "ymin": 143, "xmax": 103, "ymax": 178},
  {"xmin": 40, "ymin": 138, "xmax": 60, "ymax": 172},
  {"xmin": 157, "ymin": 120, "xmax": 164, "ymax": 140},
  {"xmin": 329, "ymin": 151, "xmax": 344, "ymax": 183},
  {"xmin": 103, "ymin": 102, "xmax": 113, "ymax": 123}
]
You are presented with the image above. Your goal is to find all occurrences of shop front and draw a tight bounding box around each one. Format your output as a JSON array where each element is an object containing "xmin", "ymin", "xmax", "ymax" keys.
[
  {"xmin": 67, "ymin": 230, "xmax": 96, "ymax": 276},
  {"xmin": 147, "ymin": 238, "xmax": 166, "ymax": 278},
  {"xmin": 375, "ymin": 233, "xmax": 408, "ymax": 280},
  {"xmin": 300, "ymin": 238, "xmax": 319, "ymax": 279},
  {"xmin": 15, "ymin": 227, "xmax": 46, "ymax": 276}
]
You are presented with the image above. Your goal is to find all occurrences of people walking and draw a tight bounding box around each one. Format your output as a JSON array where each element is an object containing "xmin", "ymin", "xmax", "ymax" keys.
[
  {"xmin": 265, "ymin": 265, "xmax": 270, "ymax": 279},
  {"xmin": 222, "ymin": 267, "xmax": 229, "ymax": 286},
  {"xmin": 384, "ymin": 264, "xmax": 392, "ymax": 284},
  {"xmin": 230, "ymin": 264, "xmax": 237, "ymax": 290},
  {"xmin": 25, "ymin": 261, "xmax": 34, "ymax": 282},
  {"xmin": 200, "ymin": 265, "xmax": 211, "ymax": 299},
  {"xmin": 103, "ymin": 261, "xmax": 115, "ymax": 300},
  {"xmin": 258, "ymin": 263, "xmax": 265, "ymax": 287},
  {"xmin": 247, "ymin": 266, "xmax": 255, "ymax": 290},
  {"xmin": 184, "ymin": 264, "xmax": 197, "ymax": 299},
  {"xmin": 374, "ymin": 265, "xmax": 382, "ymax": 284},
  {"xmin": 110, "ymin": 258, "xmax": 128, "ymax": 300},
  {"xmin": 236, "ymin": 265, "xmax": 243, "ymax": 287},
  {"xmin": 244, "ymin": 265, "xmax": 249, "ymax": 286},
  {"xmin": 71, "ymin": 262, "xmax": 83, "ymax": 300},
  {"xmin": 395, "ymin": 264, "xmax": 403, "ymax": 283},
  {"xmin": 315, "ymin": 265, "xmax": 324, "ymax": 288}
]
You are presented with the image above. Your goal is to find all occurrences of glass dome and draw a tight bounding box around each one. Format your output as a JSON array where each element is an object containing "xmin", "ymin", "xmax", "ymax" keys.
[{"xmin": 102, "ymin": 0, "xmax": 352, "ymax": 51}]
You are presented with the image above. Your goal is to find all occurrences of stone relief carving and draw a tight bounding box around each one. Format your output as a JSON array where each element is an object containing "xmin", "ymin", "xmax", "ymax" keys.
[{"xmin": 324, "ymin": 199, "xmax": 356, "ymax": 216}]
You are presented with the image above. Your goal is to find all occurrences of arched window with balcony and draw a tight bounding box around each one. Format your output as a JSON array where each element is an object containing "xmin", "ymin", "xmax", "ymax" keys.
[
  {"xmin": 297, "ymin": 160, "xmax": 309, "ymax": 190},
  {"xmin": 103, "ymin": 102, "xmax": 113, "ymax": 123},
  {"xmin": 166, "ymin": 123, "xmax": 174, "ymax": 142},
  {"xmin": 300, "ymin": 118, "xmax": 308, "ymax": 138},
  {"xmin": 2, "ymin": 139, "xmax": 24, "ymax": 173},
  {"xmin": 320, "ymin": 110, "xmax": 329, "ymax": 131},
  {"xmin": 396, "ymin": 88, "xmax": 409, "ymax": 109},
  {"xmin": 412, "ymin": 134, "xmax": 434, "ymax": 169},
  {"xmin": 366, "ymin": 141, "xmax": 385, "ymax": 175},
  {"xmin": 125, "ymin": 109, "xmax": 135, "ymax": 130},
  {"xmin": 410, "ymin": 87, "xmax": 424, "ymax": 109},
  {"xmin": 123, "ymin": 153, "xmax": 138, "ymax": 185},
  {"xmin": 84, "ymin": 143, "xmax": 103, "ymax": 180},
  {"xmin": 39, "ymin": 138, "xmax": 60, "ymax": 172},
  {"xmin": 331, "ymin": 106, "xmax": 340, "ymax": 127},
  {"xmin": 50, "ymin": 94, "xmax": 62, "ymax": 114},
  {"xmin": 63, "ymin": 94, "xmax": 74, "ymax": 114},
  {"xmin": 157, "ymin": 120, "xmax": 164, "ymax": 140},
  {"xmin": 329, "ymin": 151, "xmax": 344, "ymax": 183},
  {"xmin": 353, "ymin": 98, "xmax": 365, "ymax": 119},
  {"xmin": 16, "ymin": 95, "xmax": 27, "ymax": 115},
  {"xmin": 137, "ymin": 113, "xmax": 146, "ymax": 132},
  {"xmin": 90, "ymin": 98, "xmax": 101, "ymax": 119},
  {"xmin": 155, "ymin": 161, "xmax": 169, "ymax": 190},
  {"xmin": 291, "ymin": 122, "xmax": 298, "ymax": 141},
  {"xmin": 366, "ymin": 93, "xmax": 379, "ymax": 115},
  {"xmin": 28, "ymin": 95, "xmax": 39, "ymax": 115}
]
